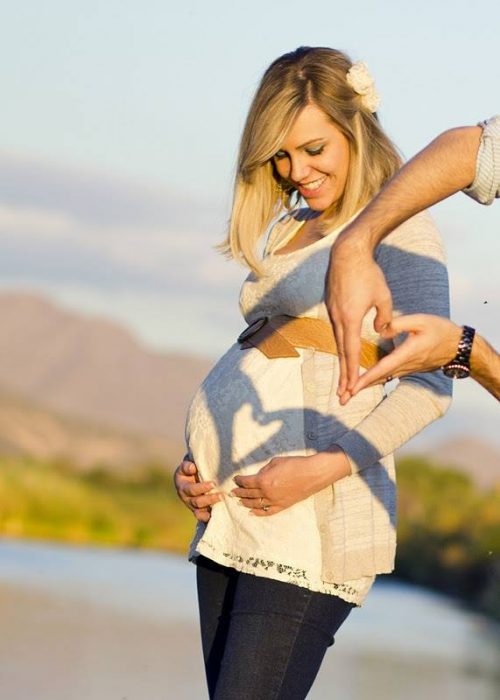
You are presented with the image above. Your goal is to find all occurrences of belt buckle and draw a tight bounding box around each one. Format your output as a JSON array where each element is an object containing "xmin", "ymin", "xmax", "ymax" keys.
[{"xmin": 238, "ymin": 316, "xmax": 269, "ymax": 343}]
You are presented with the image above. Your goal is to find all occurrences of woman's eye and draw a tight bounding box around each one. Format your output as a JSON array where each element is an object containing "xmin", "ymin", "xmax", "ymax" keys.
[
  {"xmin": 306, "ymin": 146, "xmax": 324, "ymax": 156},
  {"xmin": 274, "ymin": 151, "xmax": 287, "ymax": 160}
]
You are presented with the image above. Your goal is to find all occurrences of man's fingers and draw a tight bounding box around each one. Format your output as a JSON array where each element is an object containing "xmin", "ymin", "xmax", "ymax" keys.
[
  {"xmin": 351, "ymin": 348, "xmax": 410, "ymax": 394},
  {"xmin": 337, "ymin": 351, "xmax": 348, "ymax": 397},
  {"xmin": 381, "ymin": 314, "xmax": 422, "ymax": 338},
  {"xmin": 343, "ymin": 322, "xmax": 363, "ymax": 391},
  {"xmin": 351, "ymin": 363, "xmax": 396, "ymax": 394},
  {"xmin": 338, "ymin": 389, "xmax": 353, "ymax": 406},
  {"xmin": 373, "ymin": 294, "xmax": 393, "ymax": 334},
  {"xmin": 333, "ymin": 321, "xmax": 348, "ymax": 396},
  {"xmin": 352, "ymin": 316, "xmax": 426, "ymax": 393}
]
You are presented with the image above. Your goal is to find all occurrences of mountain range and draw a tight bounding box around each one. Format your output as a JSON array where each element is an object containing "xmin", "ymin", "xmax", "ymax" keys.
[
  {"xmin": 0, "ymin": 291, "xmax": 212, "ymax": 441},
  {"xmin": 0, "ymin": 386, "xmax": 179, "ymax": 472}
]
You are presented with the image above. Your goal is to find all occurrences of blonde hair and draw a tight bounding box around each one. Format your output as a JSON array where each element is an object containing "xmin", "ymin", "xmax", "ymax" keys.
[{"xmin": 219, "ymin": 46, "xmax": 402, "ymax": 274}]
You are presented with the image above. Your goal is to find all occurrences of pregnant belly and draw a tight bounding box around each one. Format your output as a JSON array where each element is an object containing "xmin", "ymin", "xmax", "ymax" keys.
[{"xmin": 185, "ymin": 343, "xmax": 306, "ymax": 487}]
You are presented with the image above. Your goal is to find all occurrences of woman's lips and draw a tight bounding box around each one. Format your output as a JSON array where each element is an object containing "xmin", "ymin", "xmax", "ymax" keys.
[{"xmin": 297, "ymin": 176, "xmax": 327, "ymax": 198}]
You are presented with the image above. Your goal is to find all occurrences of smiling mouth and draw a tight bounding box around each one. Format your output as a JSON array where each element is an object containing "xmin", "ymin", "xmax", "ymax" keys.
[{"xmin": 297, "ymin": 176, "xmax": 327, "ymax": 193}]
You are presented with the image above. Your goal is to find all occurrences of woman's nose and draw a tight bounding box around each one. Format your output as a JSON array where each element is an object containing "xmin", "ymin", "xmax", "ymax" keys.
[{"xmin": 289, "ymin": 156, "xmax": 310, "ymax": 184}]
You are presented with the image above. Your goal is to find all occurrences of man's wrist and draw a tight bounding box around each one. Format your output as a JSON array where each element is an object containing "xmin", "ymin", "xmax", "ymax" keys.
[
  {"xmin": 439, "ymin": 320, "xmax": 466, "ymax": 364},
  {"xmin": 334, "ymin": 217, "xmax": 380, "ymax": 256}
]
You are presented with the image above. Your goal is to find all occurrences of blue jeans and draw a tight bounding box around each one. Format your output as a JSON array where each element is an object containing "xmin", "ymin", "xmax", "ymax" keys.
[{"xmin": 196, "ymin": 555, "xmax": 354, "ymax": 699}]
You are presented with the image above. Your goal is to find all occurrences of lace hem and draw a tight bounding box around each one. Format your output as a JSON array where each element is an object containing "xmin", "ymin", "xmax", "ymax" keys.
[{"xmin": 192, "ymin": 540, "xmax": 373, "ymax": 606}]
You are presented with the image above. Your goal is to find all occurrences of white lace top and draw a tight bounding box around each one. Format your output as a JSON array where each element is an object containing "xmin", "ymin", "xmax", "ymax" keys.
[{"xmin": 185, "ymin": 210, "xmax": 452, "ymax": 606}]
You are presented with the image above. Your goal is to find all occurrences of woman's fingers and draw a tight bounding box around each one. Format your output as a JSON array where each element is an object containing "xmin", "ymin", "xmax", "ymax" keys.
[
  {"xmin": 232, "ymin": 473, "xmax": 259, "ymax": 489},
  {"xmin": 231, "ymin": 487, "xmax": 261, "ymax": 499},
  {"xmin": 237, "ymin": 496, "xmax": 280, "ymax": 516},
  {"xmin": 182, "ymin": 480, "xmax": 217, "ymax": 498},
  {"xmin": 182, "ymin": 481, "xmax": 223, "ymax": 509},
  {"xmin": 237, "ymin": 497, "xmax": 261, "ymax": 508},
  {"xmin": 174, "ymin": 461, "xmax": 207, "ymax": 497},
  {"xmin": 190, "ymin": 492, "xmax": 223, "ymax": 510},
  {"xmin": 174, "ymin": 460, "xmax": 197, "ymax": 486},
  {"xmin": 193, "ymin": 508, "xmax": 212, "ymax": 523},
  {"xmin": 174, "ymin": 460, "xmax": 222, "ymax": 521},
  {"xmin": 249, "ymin": 505, "xmax": 280, "ymax": 516},
  {"xmin": 191, "ymin": 490, "xmax": 225, "ymax": 522},
  {"xmin": 178, "ymin": 459, "xmax": 198, "ymax": 476},
  {"xmin": 182, "ymin": 461, "xmax": 197, "ymax": 475}
]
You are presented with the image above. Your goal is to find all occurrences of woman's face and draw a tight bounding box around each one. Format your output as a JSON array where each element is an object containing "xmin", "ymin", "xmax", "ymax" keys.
[{"xmin": 273, "ymin": 103, "xmax": 350, "ymax": 212}]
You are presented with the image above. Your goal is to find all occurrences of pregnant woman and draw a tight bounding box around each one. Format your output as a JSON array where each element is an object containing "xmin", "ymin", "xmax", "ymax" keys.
[{"xmin": 175, "ymin": 46, "xmax": 452, "ymax": 699}]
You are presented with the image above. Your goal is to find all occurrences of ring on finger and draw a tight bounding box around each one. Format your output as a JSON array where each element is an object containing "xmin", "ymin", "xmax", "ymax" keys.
[{"xmin": 260, "ymin": 496, "xmax": 270, "ymax": 512}]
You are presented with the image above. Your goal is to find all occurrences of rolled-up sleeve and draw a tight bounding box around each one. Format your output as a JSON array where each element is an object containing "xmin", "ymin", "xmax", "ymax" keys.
[
  {"xmin": 463, "ymin": 115, "xmax": 500, "ymax": 205},
  {"xmin": 335, "ymin": 212, "xmax": 452, "ymax": 474}
]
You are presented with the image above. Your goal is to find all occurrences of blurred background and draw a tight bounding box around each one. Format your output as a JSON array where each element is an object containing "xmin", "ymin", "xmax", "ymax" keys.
[{"xmin": 0, "ymin": 1, "xmax": 498, "ymax": 698}]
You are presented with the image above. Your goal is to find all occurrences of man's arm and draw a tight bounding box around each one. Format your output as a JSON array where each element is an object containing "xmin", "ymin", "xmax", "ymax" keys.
[
  {"xmin": 350, "ymin": 314, "xmax": 500, "ymax": 402},
  {"xmin": 470, "ymin": 333, "xmax": 500, "ymax": 401},
  {"xmin": 326, "ymin": 125, "xmax": 483, "ymax": 399}
]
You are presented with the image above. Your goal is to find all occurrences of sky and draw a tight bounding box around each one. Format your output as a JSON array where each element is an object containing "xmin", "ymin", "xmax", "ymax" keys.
[{"xmin": 0, "ymin": 1, "xmax": 499, "ymax": 449}]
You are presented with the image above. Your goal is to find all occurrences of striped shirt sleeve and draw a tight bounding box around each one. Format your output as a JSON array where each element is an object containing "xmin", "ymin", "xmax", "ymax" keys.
[{"xmin": 463, "ymin": 115, "xmax": 500, "ymax": 205}]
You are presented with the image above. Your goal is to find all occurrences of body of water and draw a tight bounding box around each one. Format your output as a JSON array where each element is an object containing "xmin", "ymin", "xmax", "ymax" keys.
[{"xmin": 0, "ymin": 538, "xmax": 499, "ymax": 699}]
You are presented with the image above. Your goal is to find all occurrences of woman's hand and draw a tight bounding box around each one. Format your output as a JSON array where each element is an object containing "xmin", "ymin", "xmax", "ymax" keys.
[
  {"xmin": 231, "ymin": 449, "xmax": 351, "ymax": 516},
  {"xmin": 173, "ymin": 458, "xmax": 222, "ymax": 523}
]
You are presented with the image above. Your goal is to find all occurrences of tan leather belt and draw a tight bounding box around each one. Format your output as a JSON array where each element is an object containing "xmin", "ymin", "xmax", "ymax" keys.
[{"xmin": 238, "ymin": 315, "xmax": 387, "ymax": 369}]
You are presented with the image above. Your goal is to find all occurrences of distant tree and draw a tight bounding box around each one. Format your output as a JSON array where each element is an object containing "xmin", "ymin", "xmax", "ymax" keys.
[{"xmin": 396, "ymin": 456, "xmax": 500, "ymax": 620}]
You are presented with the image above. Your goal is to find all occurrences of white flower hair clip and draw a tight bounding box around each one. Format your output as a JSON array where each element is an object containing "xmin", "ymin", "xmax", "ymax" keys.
[{"xmin": 346, "ymin": 61, "xmax": 380, "ymax": 113}]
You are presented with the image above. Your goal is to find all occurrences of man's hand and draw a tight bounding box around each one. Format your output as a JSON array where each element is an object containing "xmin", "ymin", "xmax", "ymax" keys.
[
  {"xmin": 173, "ymin": 458, "xmax": 222, "ymax": 523},
  {"xmin": 326, "ymin": 233, "xmax": 393, "ymax": 401},
  {"xmin": 350, "ymin": 314, "xmax": 461, "ymax": 393},
  {"xmin": 325, "ymin": 124, "xmax": 484, "ymax": 402},
  {"xmin": 231, "ymin": 450, "xmax": 351, "ymax": 516}
]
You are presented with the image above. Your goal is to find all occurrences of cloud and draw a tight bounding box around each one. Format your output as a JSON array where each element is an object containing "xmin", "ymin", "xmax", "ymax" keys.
[
  {"xmin": 0, "ymin": 151, "xmax": 244, "ymax": 297},
  {"xmin": 0, "ymin": 203, "xmax": 75, "ymax": 238},
  {"xmin": 0, "ymin": 150, "xmax": 225, "ymax": 231}
]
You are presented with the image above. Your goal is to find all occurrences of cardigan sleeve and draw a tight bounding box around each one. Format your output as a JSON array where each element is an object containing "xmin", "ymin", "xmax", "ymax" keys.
[
  {"xmin": 463, "ymin": 115, "xmax": 500, "ymax": 205},
  {"xmin": 334, "ymin": 212, "xmax": 453, "ymax": 475}
]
